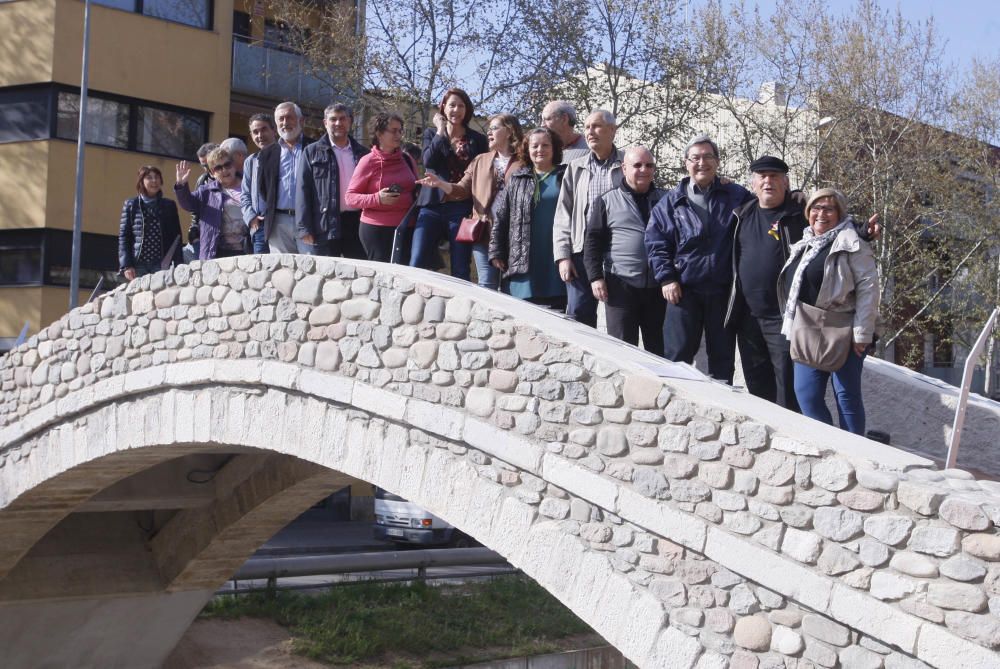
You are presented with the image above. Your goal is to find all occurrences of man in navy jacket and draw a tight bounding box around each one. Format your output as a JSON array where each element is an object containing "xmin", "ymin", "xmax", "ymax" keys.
[
  {"xmin": 645, "ymin": 135, "xmax": 752, "ymax": 382},
  {"xmin": 296, "ymin": 103, "xmax": 370, "ymax": 257}
]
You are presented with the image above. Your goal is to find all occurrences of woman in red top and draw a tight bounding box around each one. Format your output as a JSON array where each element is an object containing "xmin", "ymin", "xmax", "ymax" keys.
[{"xmin": 345, "ymin": 113, "xmax": 418, "ymax": 262}]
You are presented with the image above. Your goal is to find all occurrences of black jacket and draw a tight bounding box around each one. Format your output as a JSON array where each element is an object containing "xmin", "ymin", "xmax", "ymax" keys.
[
  {"xmin": 416, "ymin": 126, "xmax": 488, "ymax": 207},
  {"xmin": 489, "ymin": 165, "xmax": 567, "ymax": 277},
  {"xmin": 118, "ymin": 194, "xmax": 184, "ymax": 271},
  {"xmin": 295, "ymin": 136, "xmax": 369, "ymax": 241}
]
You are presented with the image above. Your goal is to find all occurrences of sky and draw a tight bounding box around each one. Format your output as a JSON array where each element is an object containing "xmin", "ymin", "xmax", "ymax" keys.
[{"xmin": 737, "ymin": 0, "xmax": 1000, "ymax": 71}]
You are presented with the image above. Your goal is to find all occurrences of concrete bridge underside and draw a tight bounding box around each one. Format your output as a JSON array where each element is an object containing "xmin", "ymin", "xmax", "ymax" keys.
[{"xmin": 1, "ymin": 256, "xmax": 998, "ymax": 669}]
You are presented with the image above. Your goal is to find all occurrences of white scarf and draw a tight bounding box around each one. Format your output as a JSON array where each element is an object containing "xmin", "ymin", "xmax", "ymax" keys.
[{"xmin": 781, "ymin": 218, "xmax": 852, "ymax": 337}]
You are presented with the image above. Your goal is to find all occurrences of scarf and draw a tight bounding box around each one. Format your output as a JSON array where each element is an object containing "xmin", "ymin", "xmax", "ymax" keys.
[
  {"xmin": 780, "ymin": 217, "xmax": 852, "ymax": 337},
  {"xmin": 533, "ymin": 169, "xmax": 555, "ymax": 203}
]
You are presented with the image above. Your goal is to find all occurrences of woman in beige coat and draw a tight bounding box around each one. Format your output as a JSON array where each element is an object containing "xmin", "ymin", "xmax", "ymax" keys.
[{"xmin": 778, "ymin": 188, "xmax": 880, "ymax": 435}]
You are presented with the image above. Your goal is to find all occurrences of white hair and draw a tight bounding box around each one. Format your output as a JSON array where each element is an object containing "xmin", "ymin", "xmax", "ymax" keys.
[
  {"xmin": 219, "ymin": 137, "xmax": 248, "ymax": 156},
  {"xmin": 274, "ymin": 101, "xmax": 303, "ymax": 120},
  {"xmin": 588, "ymin": 109, "xmax": 617, "ymax": 126}
]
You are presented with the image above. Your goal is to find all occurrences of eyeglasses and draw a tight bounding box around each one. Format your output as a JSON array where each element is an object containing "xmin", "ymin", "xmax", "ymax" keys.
[
  {"xmin": 211, "ymin": 161, "xmax": 234, "ymax": 174},
  {"xmin": 811, "ymin": 205, "xmax": 838, "ymax": 214},
  {"xmin": 630, "ymin": 163, "xmax": 656, "ymax": 169},
  {"xmin": 382, "ymin": 127, "xmax": 403, "ymax": 135},
  {"xmin": 686, "ymin": 154, "xmax": 717, "ymax": 163}
]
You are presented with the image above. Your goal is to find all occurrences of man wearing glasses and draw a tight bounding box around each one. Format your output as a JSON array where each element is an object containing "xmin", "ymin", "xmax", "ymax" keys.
[{"xmin": 645, "ymin": 135, "xmax": 752, "ymax": 383}]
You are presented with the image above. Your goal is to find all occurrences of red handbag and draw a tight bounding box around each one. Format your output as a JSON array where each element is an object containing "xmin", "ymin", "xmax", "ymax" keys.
[{"xmin": 456, "ymin": 216, "xmax": 488, "ymax": 243}]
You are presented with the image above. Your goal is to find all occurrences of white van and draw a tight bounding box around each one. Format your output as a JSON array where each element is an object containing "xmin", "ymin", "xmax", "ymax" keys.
[{"xmin": 372, "ymin": 487, "xmax": 472, "ymax": 547}]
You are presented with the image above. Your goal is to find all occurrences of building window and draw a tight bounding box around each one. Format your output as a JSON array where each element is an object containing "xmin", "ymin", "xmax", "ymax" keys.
[
  {"xmin": 93, "ymin": 0, "xmax": 212, "ymax": 30},
  {"xmin": 0, "ymin": 230, "xmax": 121, "ymax": 289},
  {"xmin": 0, "ymin": 87, "xmax": 51, "ymax": 142},
  {"xmin": 47, "ymin": 87, "xmax": 209, "ymax": 159}
]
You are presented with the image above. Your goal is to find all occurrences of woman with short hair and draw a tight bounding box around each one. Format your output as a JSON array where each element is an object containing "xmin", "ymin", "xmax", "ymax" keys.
[
  {"xmin": 410, "ymin": 88, "xmax": 489, "ymax": 283},
  {"xmin": 345, "ymin": 113, "xmax": 418, "ymax": 262},
  {"xmin": 416, "ymin": 113, "xmax": 524, "ymax": 289},
  {"xmin": 118, "ymin": 165, "xmax": 184, "ymax": 280},
  {"xmin": 174, "ymin": 147, "xmax": 249, "ymax": 261},
  {"xmin": 489, "ymin": 128, "xmax": 567, "ymax": 309},
  {"xmin": 779, "ymin": 188, "xmax": 880, "ymax": 435}
]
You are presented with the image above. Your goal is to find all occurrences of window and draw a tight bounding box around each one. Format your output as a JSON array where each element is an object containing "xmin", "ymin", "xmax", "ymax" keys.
[
  {"xmin": 56, "ymin": 92, "xmax": 130, "ymax": 149},
  {"xmin": 0, "ymin": 87, "xmax": 50, "ymax": 142},
  {"xmin": 135, "ymin": 105, "xmax": 207, "ymax": 158},
  {"xmin": 0, "ymin": 230, "xmax": 119, "ymax": 289},
  {"xmin": 46, "ymin": 86, "xmax": 208, "ymax": 159},
  {"xmin": 93, "ymin": 0, "xmax": 212, "ymax": 30}
]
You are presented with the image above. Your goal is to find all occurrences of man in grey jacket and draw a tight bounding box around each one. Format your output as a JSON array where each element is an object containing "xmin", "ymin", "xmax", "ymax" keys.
[
  {"xmin": 552, "ymin": 109, "xmax": 624, "ymax": 328},
  {"xmin": 584, "ymin": 146, "xmax": 666, "ymax": 355}
]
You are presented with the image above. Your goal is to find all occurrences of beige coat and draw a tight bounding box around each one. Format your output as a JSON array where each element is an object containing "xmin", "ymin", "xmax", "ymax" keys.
[
  {"xmin": 444, "ymin": 151, "xmax": 521, "ymax": 223},
  {"xmin": 552, "ymin": 149, "xmax": 624, "ymax": 261},
  {"xmin": 779, "ymin": 225, "xmax": 880, "ymax": 344}
]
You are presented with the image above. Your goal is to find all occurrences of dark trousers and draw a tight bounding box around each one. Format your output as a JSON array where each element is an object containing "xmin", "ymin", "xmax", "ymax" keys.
[
  {"xmin": 605, "ymin": 273, "xmax": 665, "ymax": 356},
  {"xmin": 360, "ymin": 222, "xmax": 397, "ymax": 263},
  {"xmin": 735, "ymin": 307, "xmax": 800, "ymax": 412},
  {"xmin": 339, "ymin": 210, "xmax": 364, "ymax": 260},
  {"xmin": 794, "ymin": 352, "xmax": 866, "ymax": 434},
  {"xmin": 663, "ymin": 288, "xmax": 735, "ymax": 382},
  {"xmin": 565, "ymin": 253, "xmax": 598, "ymax": 327},
  {"xmin": 297, "ymin": 238, "xmax": 343, "ymax": 256}
]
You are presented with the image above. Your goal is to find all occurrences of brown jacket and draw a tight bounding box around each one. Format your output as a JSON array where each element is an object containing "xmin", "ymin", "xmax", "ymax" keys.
[{"xmin": 445, "ymin": 151, "xmax": 522, "ymax": 223}]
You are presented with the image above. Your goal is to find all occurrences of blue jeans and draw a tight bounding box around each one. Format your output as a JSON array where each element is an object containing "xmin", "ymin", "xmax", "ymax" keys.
[
  {"xmin": 564, "ymin": 253, "xmax": 598, "ymax": 327},
  {"xmin": 410, "ymin": 201, "xmax": 476, "ymax": 280},
  {"xmin": 794, "ymin": 351, "xmax": 866, "ymax": 435},
  {"xmin": 251, "ymin": 225, "xmax": 269, "ymax": 254}
]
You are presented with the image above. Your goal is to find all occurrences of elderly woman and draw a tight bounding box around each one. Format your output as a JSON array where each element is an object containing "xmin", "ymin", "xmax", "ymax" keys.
[
  {"xmin": 417, "ymin": 113, "xmax": 524, "ymax": 289},
  {"xmin": 174, "ymin": 147, "xmax": 249, "ymax": 260},
  {"xmin": 119, "ymin": 165, "xmax": 184, "ymax": 280},
  {"xmin": 489, "ymin": 128, "xmax": 567, "ymax": 309},
  {"xmin": 779, "ymin": 188, "xmax": 880, "ymax": 435},
  {"xmin": 345, "ymin": 113, "xmax": 418, "ymax": 262},
  {"xmin": 410, "ymin": 88, "xmax": 489, "ymax": 282}
]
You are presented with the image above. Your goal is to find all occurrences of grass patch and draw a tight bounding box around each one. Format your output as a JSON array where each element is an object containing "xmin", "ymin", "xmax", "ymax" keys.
[{"xmin": 201, "ymin": 576, "xmax": 600, "ymax": 667}]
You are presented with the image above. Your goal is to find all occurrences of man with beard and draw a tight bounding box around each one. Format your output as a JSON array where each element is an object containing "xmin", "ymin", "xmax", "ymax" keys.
[{"xmin": 258, "ymin": 101, "xmax": 306, "ymax": 253}]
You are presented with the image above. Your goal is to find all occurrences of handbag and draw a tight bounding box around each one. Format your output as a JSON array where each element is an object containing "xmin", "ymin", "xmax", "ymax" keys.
[
  {"xmin": 788, "ymin": 301, "xmax": 854, "ymax": 372},
  {"xmin": 456, "ymin": 216, "xmax": 488, "ymax": 243}
]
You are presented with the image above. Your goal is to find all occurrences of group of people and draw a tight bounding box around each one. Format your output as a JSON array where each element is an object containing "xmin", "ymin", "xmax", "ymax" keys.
[{"xmin": 117, "ymin": 92, "xmax": 880, "ymax": 437}]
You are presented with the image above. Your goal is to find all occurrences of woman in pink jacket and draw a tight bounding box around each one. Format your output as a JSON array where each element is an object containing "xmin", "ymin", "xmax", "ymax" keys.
[{"xmin": 345, "ymin": 113, "xmax": 418, "ymax": 262}]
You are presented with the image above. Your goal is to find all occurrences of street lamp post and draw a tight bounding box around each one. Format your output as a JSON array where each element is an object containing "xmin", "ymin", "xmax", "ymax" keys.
[
  {"xmin": 69, "ymin": 0, "xmax": 92, "ymax": 310},
  {"xmin": 800, "ymin": 115, "xmax": 838, "ymax": 192}
]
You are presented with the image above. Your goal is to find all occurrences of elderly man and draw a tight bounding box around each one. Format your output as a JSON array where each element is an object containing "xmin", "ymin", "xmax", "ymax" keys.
[
  {"xmin": 241, "ymin": 113, "xmax": 276, "ymax": 254},
  {"xmin": 257, "ymin": 101, "xmax": 306, "ymax": 254},
  {"xmin": 553, "ymin": 109, "xmax": 624, "ymax": 328},
  {"xmin": 541, "ymin": 100, "xmax": 589, "ymax": 164},
  {"xmin": 584, "ymin": 146, "xmax": 667, "ymax": 355},
  {"xmin": 296, "ymin": 103, "xmax": 370, "ymax": 257},
  {"xmin": 646, "ymin": 135, "xmax": 752, "ymax": 382}
]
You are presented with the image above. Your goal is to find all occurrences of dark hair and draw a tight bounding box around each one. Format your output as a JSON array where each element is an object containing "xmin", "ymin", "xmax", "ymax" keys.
[
  {"xmin": 136, "ymin": 165, "xmax": 163, "ymax": 196},
  {"xmin": 489, "ymin": 113, "xmax": 524, "ymax": 159},
  {"xmin": 438, "ymin": 88, "xmax": 474, "ymax": 127},
  {"xmin": 523, "ymin": 128, "xmax": 563, "ymax": 167},
  {"xmin": 402, "ymin": 142, "xmax": 421, "ymax": 166},
  {"xmin": 248, "ymin": 113, "xmax": 275, "ymax": 130},
  {"xmin": 196, "ymin": 142, "xmax": 218, "ymax": 160},
  {"xmin": 369, "ymin": 113, "xmax": 405, "ymax": 148},
  {"xmin": 324, "ymin": 103, "xmax": 354, "ymax": 121}
]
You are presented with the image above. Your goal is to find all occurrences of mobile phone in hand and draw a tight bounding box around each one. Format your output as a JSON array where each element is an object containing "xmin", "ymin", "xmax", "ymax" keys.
[{"xmin": 387, "ymin": 184, "xmax": 401, "ymax": 193}]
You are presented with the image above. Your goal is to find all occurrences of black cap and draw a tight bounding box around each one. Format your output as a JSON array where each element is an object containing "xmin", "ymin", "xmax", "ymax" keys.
[{"xmin": 749, "ymin": 155, "xmax": 789, "ymax": 173}]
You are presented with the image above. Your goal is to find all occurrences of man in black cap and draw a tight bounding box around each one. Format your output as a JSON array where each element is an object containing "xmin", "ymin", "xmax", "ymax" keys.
[{"xmin": 726, "ymin": 155, "xmax": 804, "ymax": 410}]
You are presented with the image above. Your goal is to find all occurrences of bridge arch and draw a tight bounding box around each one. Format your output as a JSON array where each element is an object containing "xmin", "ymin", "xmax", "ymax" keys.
[{"xmin": 1, "ymin": 256, "xmax": 998, "ymax": 668}]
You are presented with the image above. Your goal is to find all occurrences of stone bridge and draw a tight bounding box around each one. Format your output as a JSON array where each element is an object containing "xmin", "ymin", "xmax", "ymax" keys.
[{"xmin": 1, "ymin": 255, "xmax": 998, "ymax": 669}]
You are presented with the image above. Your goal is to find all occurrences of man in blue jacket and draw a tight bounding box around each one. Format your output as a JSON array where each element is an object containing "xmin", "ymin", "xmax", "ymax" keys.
[
  {"xmin": 645, "ymin": 135, "xmax": 752, "ymax": 382},
  {"xmin": 296, "ymin": 103, "xmax": 370, "ymax": 257}
]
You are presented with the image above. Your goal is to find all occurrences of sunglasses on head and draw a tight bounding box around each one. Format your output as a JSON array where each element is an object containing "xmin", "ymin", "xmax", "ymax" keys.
[{"xmin": 211, "ymin": 161, "xmax": 234, "ymax": 174}]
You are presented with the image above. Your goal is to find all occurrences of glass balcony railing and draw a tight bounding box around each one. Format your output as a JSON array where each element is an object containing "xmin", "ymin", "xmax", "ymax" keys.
[{"xmin": 231, "ymin": 37, "xmax": 334, "ymax": 108}]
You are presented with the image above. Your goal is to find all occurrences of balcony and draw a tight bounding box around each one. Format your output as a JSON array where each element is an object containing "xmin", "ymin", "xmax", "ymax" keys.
[{"xmin": 231, "ymin": 37, "xmax": 330, "ymax": 108}]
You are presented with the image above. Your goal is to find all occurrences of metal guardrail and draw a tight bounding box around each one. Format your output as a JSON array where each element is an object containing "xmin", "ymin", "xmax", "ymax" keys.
[
  {"xmin": 946, "ymin": 306, "xmax": 1000, "ymax": 469},
  {"xmin": 234, "ymin": 547, "xmax": 507, "ymax": 581}
]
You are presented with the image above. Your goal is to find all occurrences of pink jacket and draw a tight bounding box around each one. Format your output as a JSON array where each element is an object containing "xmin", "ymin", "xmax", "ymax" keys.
[{"xmin": 345, "ymin": 145, "xmax": 417, "ymax": 227}]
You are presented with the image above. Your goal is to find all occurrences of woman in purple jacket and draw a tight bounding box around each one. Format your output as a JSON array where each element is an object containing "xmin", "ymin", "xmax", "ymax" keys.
[{"xmin": 174, "ymin": 148, "xmax": 249, "ymax": 260}]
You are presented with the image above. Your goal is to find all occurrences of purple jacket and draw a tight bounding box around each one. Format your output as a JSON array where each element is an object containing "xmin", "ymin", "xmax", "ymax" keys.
[{"xmin": 174, "ymin": 180, "xmax": 233, "ymax": 260}]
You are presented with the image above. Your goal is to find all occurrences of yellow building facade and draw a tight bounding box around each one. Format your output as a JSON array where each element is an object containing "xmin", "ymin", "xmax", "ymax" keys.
[{"xmin": 0, "ymin": 0, "xmax": 355, "ymax": 349}]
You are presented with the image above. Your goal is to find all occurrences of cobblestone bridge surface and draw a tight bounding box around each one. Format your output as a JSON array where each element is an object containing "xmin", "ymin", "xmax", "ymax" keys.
[{"xmin": 1, "ymin": 255, "xmax": 999, "ymax": 668}]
